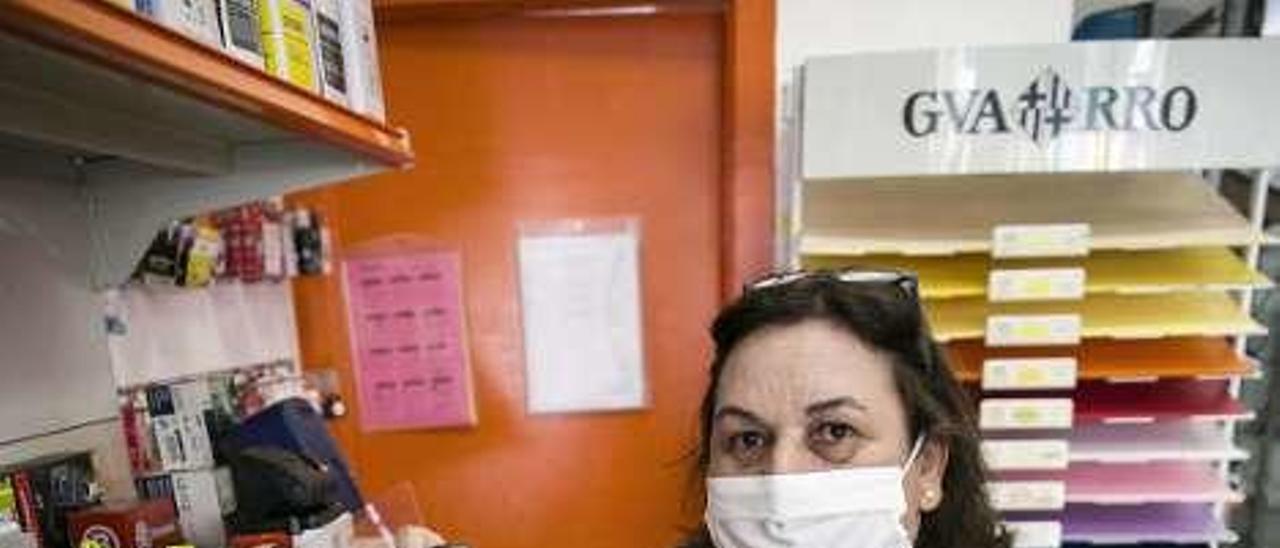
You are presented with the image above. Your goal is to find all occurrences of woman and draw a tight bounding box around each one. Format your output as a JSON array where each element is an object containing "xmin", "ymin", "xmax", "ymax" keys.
[{"xmin": 683, "ymin": 270, "xmax": 1011, "ymax": 548}]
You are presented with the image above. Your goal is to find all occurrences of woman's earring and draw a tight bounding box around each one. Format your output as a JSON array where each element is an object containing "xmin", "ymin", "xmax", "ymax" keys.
[{"xmin": 922, "ymin": 488, "xmax": 940, "ymax": 509}]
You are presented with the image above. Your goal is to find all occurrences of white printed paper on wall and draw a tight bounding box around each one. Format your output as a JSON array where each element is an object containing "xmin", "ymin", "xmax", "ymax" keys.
[{"xmin": 518, "ymin": 218, "xmax": 647, "ymax": 414}]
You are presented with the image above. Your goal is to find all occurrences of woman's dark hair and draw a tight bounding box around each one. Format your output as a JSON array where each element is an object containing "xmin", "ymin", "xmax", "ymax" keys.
[{"xmin": 681, "ymin": 273, "xmax": 1011, "ymax": 548}]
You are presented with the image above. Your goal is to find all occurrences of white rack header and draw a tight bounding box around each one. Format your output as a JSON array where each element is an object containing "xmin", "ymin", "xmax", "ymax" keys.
[{"xmin": 802, "ymin": 39, "xmax": 1280, "ymax": 178}]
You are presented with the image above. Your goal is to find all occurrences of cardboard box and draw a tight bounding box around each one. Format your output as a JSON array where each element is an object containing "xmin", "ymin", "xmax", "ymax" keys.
[
  {"xmin": 338, "ymin": 0, "xmax": 385, "ymax": 121},
  {"xmin": 149, "ymin": 0, "xmax": 224, "ymax": 49},
  {"xmin": 219, "ymin": 0, "xmax": 267, "ymax": 68},
  {"xmin": 68, "ymin": 500, "xmax": 183, "ymax": 548},
  {"xmin": 259, "ymin": 0, "xmax": 319, "ymax": 92},
  {"xmin": 311, "ymin": 0, "xmax": 350, "ymax": 107}
]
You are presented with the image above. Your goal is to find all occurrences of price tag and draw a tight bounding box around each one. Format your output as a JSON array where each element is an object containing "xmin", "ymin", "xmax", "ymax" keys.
[
  {"xmin": 988, "ymin": 480, "xmax": 1067, "ymax": 511},
  {"xmin": 982, "ymin": 439, "xmax": 1071, "ymax": 471},
  {"xmin": 988, "ymin": 267, "xmax": 1086, "ymax": 302},
  {"xmin": 980, "ymin": 398, "xmax": 1074, "ymax": 430},
  {"xmin": 992, "ymin": 223, "xmax": 1090, "ymax": 259},
  {"xmin": 983, "ymin": 357, "xmax": 1078, "ymax": 391},
  {"xmin": 986, "ymin": 314, "xmax": 1082, "ymax": 347},
  {"xmin": 1006, "ymin": 521, "xmax": 1063, "ymax": 548}
]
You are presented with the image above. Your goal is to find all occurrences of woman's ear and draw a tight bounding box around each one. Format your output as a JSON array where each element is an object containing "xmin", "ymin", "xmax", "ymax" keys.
[{"xmin": 912, "ymin": 438, "xmax": 949, "ymax": 513}]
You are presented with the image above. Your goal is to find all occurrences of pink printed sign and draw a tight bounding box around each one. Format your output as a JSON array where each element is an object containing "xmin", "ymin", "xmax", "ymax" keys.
[{"xmin": 343, "ymin": 250, "xmax": 475, "ymax": 431}]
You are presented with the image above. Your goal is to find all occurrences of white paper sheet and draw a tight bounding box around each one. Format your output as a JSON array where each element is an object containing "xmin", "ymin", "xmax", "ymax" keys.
[{"xmin": 517, "ymin": 220, "xmax": 646, "ymax": 414}]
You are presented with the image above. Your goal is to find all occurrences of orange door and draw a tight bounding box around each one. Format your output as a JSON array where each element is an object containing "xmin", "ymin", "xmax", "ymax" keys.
[{"xmin": 291, "ymin": 11, "xmax": 724, "ymax": 547}]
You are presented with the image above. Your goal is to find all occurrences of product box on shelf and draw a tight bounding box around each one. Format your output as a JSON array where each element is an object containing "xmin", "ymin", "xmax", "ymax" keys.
[
  {"xmin": 219, "ymin": 0, "xmax": 268, "ymax": 68},
  {"xmin": 67, "ymin": 499, "xmax": 183, "ymax": 548},
  {"xmin": 312, "ymin": 0, "xmax": 350, "ymax": 107},
  {"xmin": 339, "ymin": 0, "xmax": 386, "ymax": 121},
  {"xmin": 259, "ymin": 0, "xmax": 320, "ymax": 92},
  {"xmin": 143, "ymin": 0, "xmax": 224, "ymax": 49}
]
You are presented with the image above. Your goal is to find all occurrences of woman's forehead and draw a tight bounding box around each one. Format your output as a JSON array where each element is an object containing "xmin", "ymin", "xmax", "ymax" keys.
[{"xmin": 714, "ymin": 319, "xmax": 902, "ymax": 418}]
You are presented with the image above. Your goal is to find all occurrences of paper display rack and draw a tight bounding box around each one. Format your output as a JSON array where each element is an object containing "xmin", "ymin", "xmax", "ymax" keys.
[{"xmin": 790, "ymin": 40, "xmax": 1280, "ymax": 547}]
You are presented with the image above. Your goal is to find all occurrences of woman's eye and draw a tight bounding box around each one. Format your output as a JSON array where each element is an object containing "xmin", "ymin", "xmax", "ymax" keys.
[
  {"xmin": 812, "ymin": 421, "xmax": 858, "ymax": 444},
  {"xmin": 726, "ymin": 431, "xmax": 769, "ymax": 460}
]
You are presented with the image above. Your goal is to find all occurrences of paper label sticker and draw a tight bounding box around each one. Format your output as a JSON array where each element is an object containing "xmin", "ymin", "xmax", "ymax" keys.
[
  {"xmin": 983, "ymin": 357, "xmax": 1078, "ymax": 391},
  {"xmin": 988, "ymin": 481, "xmax": 1067, "ymax": 511},
  {"xmin": 989, "ymin": 267, "xmax": 1086, "ymax": 302},
  {"xmin": 982, "ymin": 439, "xmax": 1071, "ymax": 471},
  {"xmin": 992, "ymin": 223, "xmax": 1091, "ymax": 259},
  {"xmin": 986, "ymin": 314, "xmax": 1082, "ymax": 347},
  {"xmin": 980, "ymin": 398, "xmax": 1074, "ymax": 430},
  {"xmin": 1006, "ymin": 521, "xmax": 1063, "ymax": 548}
]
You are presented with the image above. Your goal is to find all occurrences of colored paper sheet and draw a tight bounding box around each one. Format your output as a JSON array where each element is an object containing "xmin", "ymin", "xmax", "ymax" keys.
[
  {"xmin": 1061, "ymin": 503, "xmax": 1234, "ymax": 545},
  {"xmin": 1074, "ymin": 379, "xmax": 1250, "ymax": 424},
  {"xmin": 800, "ymin": 172, "xmax": 1261, "ymax": 256},
  {"xmin": 1004, "ymin": 463, "xmax": 1239, "ymax": 505},
  {"xmin": 1066, "ymin": 422, "xmax": 1247, "ymax": 464},
  {"xmin": 926, "ymin": 292, "xmax": 1264, "ymax": 342},
  {"xmin": 947, "ymin": 337, "xmax": 1253, "ymax": 384},
  {"xmin": 343, "ymin": 250, "xmax": 476, "ymax": 431},
  {"xmin": 806, "ymin": 247, "xmax": 1270, "ymax": 300}
]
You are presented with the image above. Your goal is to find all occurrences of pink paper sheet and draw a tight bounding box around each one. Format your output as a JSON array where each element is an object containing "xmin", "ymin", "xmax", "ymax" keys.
[{"xmin": 344, "ymin": 251, "xmax": 475, "ymax": 431}]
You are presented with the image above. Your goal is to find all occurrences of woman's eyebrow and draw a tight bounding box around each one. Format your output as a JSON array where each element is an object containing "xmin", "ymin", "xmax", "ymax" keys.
[
  {"xmin": 714, "ymin": 405, "xmax": 769, "ymax": 427},
  {"xmin": 805, "ymin": 397, "xmax": 866, "ymax": 415}
]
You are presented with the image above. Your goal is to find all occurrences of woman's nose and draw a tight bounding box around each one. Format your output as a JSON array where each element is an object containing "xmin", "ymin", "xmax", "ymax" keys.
[{"xmin": 767, "ymin": 434, "xmax": 821, "ymax": 474}]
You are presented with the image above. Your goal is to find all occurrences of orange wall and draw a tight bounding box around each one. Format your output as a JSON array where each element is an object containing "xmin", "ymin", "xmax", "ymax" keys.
[{"xmin": 290, "ymin": 12, "xmax": 724, "ymax": 547}]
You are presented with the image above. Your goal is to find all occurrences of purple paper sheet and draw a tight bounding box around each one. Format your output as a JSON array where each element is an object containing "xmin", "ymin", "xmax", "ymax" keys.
[{"xmin": 1062, "ymin": 503, "xmax": 1233, "ymax": 544}]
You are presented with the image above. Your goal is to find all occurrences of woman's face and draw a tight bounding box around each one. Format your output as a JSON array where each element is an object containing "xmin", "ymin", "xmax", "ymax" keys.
[{"xmin": 707, "ymin": 319, "xmax": 947, "ymax": 534}]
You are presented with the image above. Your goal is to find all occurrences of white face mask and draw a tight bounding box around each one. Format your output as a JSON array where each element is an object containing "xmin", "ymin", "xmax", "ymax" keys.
[{"xmin": 705, "ymin": 437, "xmax": 925, "ymax": 548}]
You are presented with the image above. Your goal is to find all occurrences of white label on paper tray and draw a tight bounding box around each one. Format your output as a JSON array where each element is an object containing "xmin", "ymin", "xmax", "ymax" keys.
[
  {"xmin": 992, "ymin": 223, "xmax": 1091, "ymax": 259},
  {"xmin": 982, "ymin": 439, "xmax": 1071, "ymax": 471},
  {"xmin": 986, "ymin": 314, "xmax": 1082, "ymax": 347},
  {"xmin": 980, "ymin": 398, "xmax": 1074, "ymax": 430},
  {"xmin": 1006, "ymin": 521, "xmax": 1063, "ymax": 548},
  {"xmin": 988, "ymin": 267, "xmax": 1086, "ymax": 302},
  {"xmin": 988, "ymin": 480, "xmax": 1067, "ymax": 511},
  {"xmin": 983, "ymin": 357, "xmax": 1079, "ymax": 391}
]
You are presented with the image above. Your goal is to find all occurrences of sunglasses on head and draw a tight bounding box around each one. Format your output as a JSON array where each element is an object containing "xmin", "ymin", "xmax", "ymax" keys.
[{"xmin": 745, "ymin": 268, "xmax": 920, "ymax": 300}]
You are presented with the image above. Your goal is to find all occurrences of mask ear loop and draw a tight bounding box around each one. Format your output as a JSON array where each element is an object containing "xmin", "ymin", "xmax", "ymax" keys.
[{"xmin": 902, "ymin": 435, "xmax": 927, "ymax": 471}]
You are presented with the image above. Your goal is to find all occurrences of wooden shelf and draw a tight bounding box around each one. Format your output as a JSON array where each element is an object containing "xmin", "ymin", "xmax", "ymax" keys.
[
  {"xmin": 800, "ymin": 172, "xmax": 1263, "ymax": 257},
  {"xmin": 947, "ymin": 337, "xmax": 1255, "ymax": 383},
  {"xmin": 0, "ymin": 0, "xmax": 409, "ymax": 171},
  {"xmin": 807, "ymin": 247, "xmax": 1271, "ymax": 300},
  {"xmin": 926, "ymin": 292, "xmax": 1264, "ymax": 342}
]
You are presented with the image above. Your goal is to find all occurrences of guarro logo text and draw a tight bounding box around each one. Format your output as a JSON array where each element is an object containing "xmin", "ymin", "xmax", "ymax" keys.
[{"xmin": 902, "ymin": 68, "xmax": 1198, "ymax": 144}]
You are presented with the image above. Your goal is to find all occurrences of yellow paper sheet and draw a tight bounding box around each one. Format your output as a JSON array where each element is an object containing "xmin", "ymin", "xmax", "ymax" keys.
[
  {"xmin": 926, "ymin": 292, "xmax": 1265, "ymax": 342},
  {"xmin": 805, "ymin": 247, "xmax": 1272, "ymax": 300}
]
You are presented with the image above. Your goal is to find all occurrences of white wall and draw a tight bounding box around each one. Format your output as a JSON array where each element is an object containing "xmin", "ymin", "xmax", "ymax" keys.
[
  {"xmin": 0, "ymin": 144, "xmax": 118, "ymax": 443},
  {"xmin": 0, "ymin": 142, "xmax": 130, "ymax": 495},
  {"xmin": 778, "ymin": 0, "xmax": 1075, "ymax": 80}
]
